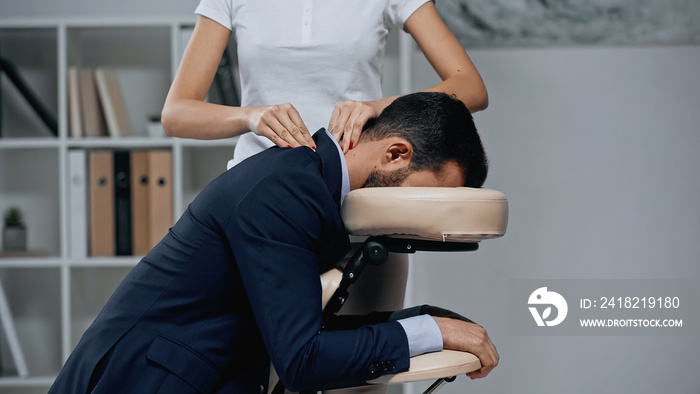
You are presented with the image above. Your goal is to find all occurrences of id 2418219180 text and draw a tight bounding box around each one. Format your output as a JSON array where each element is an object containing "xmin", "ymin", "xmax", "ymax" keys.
[{"xmin": 580, "ymin": 296, "xmax": 680, "ymax": 309}]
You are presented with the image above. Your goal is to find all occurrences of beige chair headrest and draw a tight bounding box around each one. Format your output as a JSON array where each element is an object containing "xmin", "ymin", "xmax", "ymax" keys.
[{"xmin": 341, "ymin": 187, "xmax": 508, "ymax": 243}]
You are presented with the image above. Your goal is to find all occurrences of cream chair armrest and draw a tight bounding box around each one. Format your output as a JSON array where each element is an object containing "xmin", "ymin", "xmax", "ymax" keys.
[
  {"xmin": 320, "ymin": 268, "xmax": 344, "ymax": 310},
  {"xmin": 367, "ymin": 350, "xmax": 481, "ymax": 384}
]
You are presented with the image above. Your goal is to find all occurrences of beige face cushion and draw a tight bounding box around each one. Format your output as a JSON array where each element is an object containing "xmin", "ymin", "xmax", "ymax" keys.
[{"xmin": 341, "ymin": 187, "xmax": 508, "ymax": 243}]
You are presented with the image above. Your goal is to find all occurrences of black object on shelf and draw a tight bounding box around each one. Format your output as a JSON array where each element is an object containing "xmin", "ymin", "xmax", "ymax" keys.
[
  {"xmin": 213, "ymin": 46, "xmax": 240, "ymax": 107},
  {"xmin": 0, "ymin": 57, "xmax": 58, "ymax": 136},
  {"xmin": 113, "ymin": 150, "xmax": 133, "ymax": 256}
]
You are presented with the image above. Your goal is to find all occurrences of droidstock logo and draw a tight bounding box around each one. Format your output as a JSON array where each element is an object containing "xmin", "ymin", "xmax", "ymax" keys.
[{"xmin": 528, "ymin": 287, "xmax": 568, "ymax": 327}]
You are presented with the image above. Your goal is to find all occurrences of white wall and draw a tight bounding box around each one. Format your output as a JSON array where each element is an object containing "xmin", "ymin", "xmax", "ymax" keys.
[{"xmin": 409, "ymin": 45, "xmax": 700, "ymax": 393}]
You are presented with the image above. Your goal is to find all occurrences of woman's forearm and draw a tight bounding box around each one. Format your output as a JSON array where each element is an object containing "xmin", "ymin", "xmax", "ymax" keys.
[
  {"xmin": 363, "ymin": 71, "xmax": 488, "ymax": 119},
  {"xmin": 404, "ymin": 2, "xmax": 489, "ymax": 113},
  {"xmin": 161, "ymin": 16, "xmax": 252, "ymax": 140},
  {"xmin": 161, "ymin": 97, "xmax": 251, "ymax": 140},
  {"xmin": 162, "ymin": 98, "xmax": 315, "ymax": 148},
  {"xmin": 358, "ymin": 71, "xmax": 488, "ymax": 132},
  {"xmin": 422, "ymin": 73, "xmax": 489, "ymax": 113}
]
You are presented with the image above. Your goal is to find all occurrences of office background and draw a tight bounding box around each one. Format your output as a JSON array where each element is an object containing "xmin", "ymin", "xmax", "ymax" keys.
[{"xmin": 2, "ymin": 0, "xmax": 699, "ymax": 393}]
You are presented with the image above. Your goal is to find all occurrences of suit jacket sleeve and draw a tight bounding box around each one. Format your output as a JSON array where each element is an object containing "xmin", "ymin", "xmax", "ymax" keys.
[{"xmin": 225, "ymin": 165, "xmax": 410, "ymax": 392}]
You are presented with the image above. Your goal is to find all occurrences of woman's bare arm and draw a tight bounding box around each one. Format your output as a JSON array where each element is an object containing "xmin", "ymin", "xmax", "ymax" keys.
[
  {"xmin": 161, "ymin": 16, "xmax": 313, "ymax": 148},
  {"xmin": 329, "ymin": 2, "xmax": 488, "ymax": 152}
]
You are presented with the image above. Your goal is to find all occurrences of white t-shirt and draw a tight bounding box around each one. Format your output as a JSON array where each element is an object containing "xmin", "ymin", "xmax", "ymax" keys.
[{"xmin": 194, "ymin": 0, "xmax": 430, "ymax": 168}]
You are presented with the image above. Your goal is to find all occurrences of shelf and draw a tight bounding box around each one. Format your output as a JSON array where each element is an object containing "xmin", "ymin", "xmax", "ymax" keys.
[
  {"xmin": 0, "ymin": 139, "xmax": 59, "ymax": 149},
  {"xmin": 0, "ymin": 17, "xmax": 195, "ymax": 29},
  {"xmin": 0, "ymin": 257, "xmax": 61, "ymax": 268},
  {"xmin": 67, "ymin": 257, "xmax": 140, "ymax": 267},
  {"xmin": 66, "ymin": 136, "xmax": 174, "ymax": 148},
  {"xmin": 63, "ymin": 136, "xmax": 241, "ymax": 149},
  {"xmin": 0, "ymin": 257, "xmax": 142, "ymax": 268},
  {"xmin": 176, "ymin": 136, "xmax": 239, "ymax": 147},
  {"xmin": 0, "ymin": 376, "xmax": 55, "ymax": 387}
]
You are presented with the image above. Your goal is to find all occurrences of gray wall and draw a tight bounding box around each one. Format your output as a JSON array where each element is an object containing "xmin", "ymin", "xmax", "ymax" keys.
[{"xmin": 410, "ymin": 45, "xmax": 700, "ymax": 393}]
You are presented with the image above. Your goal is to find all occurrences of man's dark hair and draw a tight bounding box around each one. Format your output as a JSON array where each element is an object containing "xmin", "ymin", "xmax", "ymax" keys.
[{"xmin": 361, "ymin": 92, "xmax": 488, "ymax": 187}]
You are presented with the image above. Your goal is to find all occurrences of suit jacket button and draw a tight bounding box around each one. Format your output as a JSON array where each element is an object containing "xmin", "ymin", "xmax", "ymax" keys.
[
  {"xmin": 386, "ymin": 361, "xmax": 395, "ymax": 372},
  {"xmin": 368, "ymin": 364, "xmax": 378, "ymax": 374},
  {"xmin": 258, "ymin": 384, "xmax": 266, "ymax": 394}
]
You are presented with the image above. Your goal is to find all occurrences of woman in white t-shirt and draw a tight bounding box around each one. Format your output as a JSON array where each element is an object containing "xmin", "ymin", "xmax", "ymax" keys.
[
  {"xmin": 162, "ymin": 0, "xmax": 487, "ymax": 165},
  {"xmin": 161, "ymin": 2, "xmax": 487, "ymax": 392}
]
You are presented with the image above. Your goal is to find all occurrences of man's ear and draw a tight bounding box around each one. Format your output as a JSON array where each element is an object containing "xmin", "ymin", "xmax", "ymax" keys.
[{"xmin": 384, "ymin": 138, "xmax": 413, "ymax": 167}]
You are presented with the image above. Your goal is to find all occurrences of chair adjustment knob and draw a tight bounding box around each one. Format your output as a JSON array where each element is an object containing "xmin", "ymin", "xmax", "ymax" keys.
[{"xmin": 363, "ymin": 241, "xmax": 389, "ymax": 265}]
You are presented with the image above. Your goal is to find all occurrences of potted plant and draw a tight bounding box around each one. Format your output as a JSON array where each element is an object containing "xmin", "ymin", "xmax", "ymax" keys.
[{"xmin": 3, "ymin": 207, "xmax": 27, "ymax": 251}]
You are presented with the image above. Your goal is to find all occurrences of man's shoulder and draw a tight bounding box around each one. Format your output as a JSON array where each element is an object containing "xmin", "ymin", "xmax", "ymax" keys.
[
  {"xmin": 237, "ymin": 146, "xmax": 321, "ymax": 176},
  {"xmin": 216, "ymin": 146, "xmax": 325, "ymax": 199},
  {"xmin": 224, "ymin": 148, "xmax": 337, "ymax": 223},
  {"xmin": 190, "ymin": 147, "xmax": 327, "ymax": 222}
]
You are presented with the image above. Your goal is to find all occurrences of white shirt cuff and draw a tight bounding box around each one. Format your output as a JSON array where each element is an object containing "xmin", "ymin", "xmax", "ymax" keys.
[{"xmin": 397, "ymin": 315, "xmax": 443, "ymax": 357}]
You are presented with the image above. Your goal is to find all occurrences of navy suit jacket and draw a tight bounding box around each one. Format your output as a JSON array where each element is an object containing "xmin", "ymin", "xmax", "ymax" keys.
[{"xmin": 49, "ymin": 130, "xmax": 410, "ymax": 394}]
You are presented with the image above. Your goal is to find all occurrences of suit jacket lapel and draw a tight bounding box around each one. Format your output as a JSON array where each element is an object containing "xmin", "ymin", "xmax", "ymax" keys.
[{"xmin": 312, "ymin": 129, "xmax": 344, "ymax": 211}]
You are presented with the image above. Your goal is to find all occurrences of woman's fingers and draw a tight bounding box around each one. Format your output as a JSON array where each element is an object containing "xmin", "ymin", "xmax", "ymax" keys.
[
  {"xmin": 249, "ymin": 104, "xmax": 314, "ymax": 149},
  {"xmin": 328, "ymin": 103, "xmax": 352, "ymax": 146},
  {"xmin": 344, "ymin": 108, "xmax": 373, "ymax": 152},
  {"xmin": 283, "ymin": 104, "xmax": 315, "ymax": 148},
  {"xmin": 329, "ymin": 101, "xmax": 379, "ymax": 153}
]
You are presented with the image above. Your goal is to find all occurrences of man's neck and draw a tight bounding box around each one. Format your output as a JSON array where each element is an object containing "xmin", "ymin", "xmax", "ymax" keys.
[{"xmin": 345, "ymin": 141, "xmax": 385, "ymax": 190}]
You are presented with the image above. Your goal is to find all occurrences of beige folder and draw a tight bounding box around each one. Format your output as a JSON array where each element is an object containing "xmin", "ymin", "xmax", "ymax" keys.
[
  {"xmin": 89, "ymin": 150, "xmax": 115, "ymax": 256},
  {"xmin": 130, "ymin": 151, "xmax": 150, "ymax": 256},
  {"xmin": 147, "ymin": 150, "xmax": 173, "ymax": 249}
]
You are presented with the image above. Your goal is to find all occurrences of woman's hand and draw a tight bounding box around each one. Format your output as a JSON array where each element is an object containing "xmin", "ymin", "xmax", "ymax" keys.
[
  {"xmin": 328, "ymin": 100, "xmax": 383, "ymax": 153},
  {"xmin": 247, "ymin": 103, "xmax": 315, "ymax": 149}
]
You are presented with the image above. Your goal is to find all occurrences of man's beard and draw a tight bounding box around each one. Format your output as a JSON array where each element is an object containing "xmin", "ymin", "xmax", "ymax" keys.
[{"xmin": 362, "ymin": 167, "xmax": 412, "ymax": 188}]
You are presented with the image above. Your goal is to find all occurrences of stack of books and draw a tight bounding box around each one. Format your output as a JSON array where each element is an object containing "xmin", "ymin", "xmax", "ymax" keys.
[{"xmin": 67, "ymin": 68, "xmax": 133, "ymax": 138}]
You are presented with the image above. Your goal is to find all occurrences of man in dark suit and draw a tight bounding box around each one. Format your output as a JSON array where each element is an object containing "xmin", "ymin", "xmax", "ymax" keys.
[{"xmin": 49, "ymin": 92, "xmax": 498, "ymax": 394}]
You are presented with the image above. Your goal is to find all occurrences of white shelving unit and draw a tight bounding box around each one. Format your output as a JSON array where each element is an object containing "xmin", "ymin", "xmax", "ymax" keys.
[
  {"xmin": 0, "ymin": 16, "xmax": 412, "ymax": 393},
  {"xmin": 0, "ymin": 16, "xmax": 238, "ymax": 393}
]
